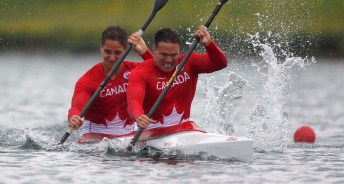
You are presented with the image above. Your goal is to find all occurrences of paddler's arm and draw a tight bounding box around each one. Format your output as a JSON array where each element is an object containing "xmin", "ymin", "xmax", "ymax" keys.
[
  {"xmin": 129, "ymin": 32, "xmax": 153, "ymax": 60},
  {"xmin": 190, "ymin": 25, "xmax": 228, "ymax": 73},
  {"xmin": 127, "ymin": 68, "xmax": 156, "ymax": 129},
  {"xmin": 67, "ymin": 80, "xmax": 88, "ymax": 130}
]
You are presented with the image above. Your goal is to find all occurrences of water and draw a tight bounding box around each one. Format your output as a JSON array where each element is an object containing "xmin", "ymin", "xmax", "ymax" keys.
[{"xmin": 0, "ymin": 52, "xmax": 344, "ymax": 183}]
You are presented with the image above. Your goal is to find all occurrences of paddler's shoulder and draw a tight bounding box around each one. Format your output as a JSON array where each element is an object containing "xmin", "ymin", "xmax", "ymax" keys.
[
  {"xmin": 129, "ymin": 59, "xmax": 154, "ymax": 77},
  {"xmin": 80, "ymin": 62, "xmax": 103, "ymax": 78},
  {"xmin": 122, "ymin": 61, "xmax": 141, "ymax": 70},
  {"xmin": 135, "ymin": 58, "xmax": 155, "ymax": 70}
]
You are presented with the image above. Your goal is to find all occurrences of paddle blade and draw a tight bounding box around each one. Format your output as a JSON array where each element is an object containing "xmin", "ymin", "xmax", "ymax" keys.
[
  {"xmin": 220, "ymin": 0, "xmax": 229, "ymax": 4},
  {"xmin": 153, "ymin": 0, "xmax": 169, "ymax": 13}
]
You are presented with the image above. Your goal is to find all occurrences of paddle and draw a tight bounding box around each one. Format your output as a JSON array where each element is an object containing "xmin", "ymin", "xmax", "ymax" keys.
[
  {"xmin": 58, "ymin": 0, "xmax": 169, "ymax": 145},
  {"xmin": 126, "ymin": 0, "xmax": 229, "ymax": 152}
]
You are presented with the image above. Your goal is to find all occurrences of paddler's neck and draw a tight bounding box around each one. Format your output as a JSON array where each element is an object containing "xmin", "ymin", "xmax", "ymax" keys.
[{"xmin": 102, "ymin": 63, "xmax": 122, "ymax": 79}]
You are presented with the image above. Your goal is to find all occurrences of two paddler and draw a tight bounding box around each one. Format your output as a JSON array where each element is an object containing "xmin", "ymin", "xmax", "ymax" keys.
[{"xmin": 67, "ymin": 25, "xmax": 227, "ymax": 142}]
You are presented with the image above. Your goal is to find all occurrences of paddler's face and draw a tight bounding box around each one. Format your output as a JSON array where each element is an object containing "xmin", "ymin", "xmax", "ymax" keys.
[
  {"xmin": 153, "ymin": 42, "xmax": 180, "ymax": 73},
  {"xmin": 100, "ymin": 39, "xmax": 125, "ymax": 71}
]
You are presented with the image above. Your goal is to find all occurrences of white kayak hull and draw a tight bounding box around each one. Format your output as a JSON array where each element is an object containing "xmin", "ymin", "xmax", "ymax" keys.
[{"xmin": 138, "ymin": 131, "xmax": 253, "ymax": 162}]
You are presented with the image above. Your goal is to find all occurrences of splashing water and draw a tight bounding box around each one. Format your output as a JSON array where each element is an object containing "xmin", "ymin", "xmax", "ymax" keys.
[
  {"xmin": 198, "ymin": 72, "xmax": 248, "ymax": 135},
  {"xmin": 198, "ymin": 29, "xmax": 315, "ymax": 153},
  {"xmin": 248, "ymin": 32, "xmax": 315, "ymax": 153}
]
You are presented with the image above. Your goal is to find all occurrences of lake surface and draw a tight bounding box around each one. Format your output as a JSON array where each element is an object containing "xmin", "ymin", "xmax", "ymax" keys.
[{"xmin": 0, "ymin": 53, "xmax": 343, "ymax": 184}]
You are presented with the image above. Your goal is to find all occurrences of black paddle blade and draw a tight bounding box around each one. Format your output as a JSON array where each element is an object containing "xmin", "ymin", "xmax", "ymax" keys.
[
  {"xmin": 220, "ymin": 0, "xmax": 229, "ymax": 4},
  {"xmin": 153, "ymin": 0, "xmax": 169, "ymax": 13}
]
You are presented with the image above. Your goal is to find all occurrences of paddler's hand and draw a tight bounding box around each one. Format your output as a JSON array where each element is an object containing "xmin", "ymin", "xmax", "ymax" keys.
[
  {"xmin": 194, "ymin": 25, "xmax": 211, "ymax": 47},
  {"xmin": 68, "ymin": 115, "xmax": 84, "ymax": 130},
  {"xmin": 135, "ymin": 115, "xmax": 157, "ymax": 129},
  {"xmin": 128, "ymin": 32, "xmax": 148, "ymax": 55}
]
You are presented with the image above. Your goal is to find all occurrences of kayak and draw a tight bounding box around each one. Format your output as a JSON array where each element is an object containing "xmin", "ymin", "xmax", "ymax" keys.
[
  {"xmin": 77, "ymin": 121, "xmax": 254, "ymax": 162},
  {"xmin": 137, "ymin": 131, "xmax": 253, "ymax": 162}
]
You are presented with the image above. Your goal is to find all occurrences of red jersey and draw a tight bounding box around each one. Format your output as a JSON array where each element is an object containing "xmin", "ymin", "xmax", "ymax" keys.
[
  {"xmin": 127, "ymin": 41, "xmax": 227, "ymax": 129},
  {"xmin": 68, "ymin": 51, "xmax": 153, "ymax": 135}
]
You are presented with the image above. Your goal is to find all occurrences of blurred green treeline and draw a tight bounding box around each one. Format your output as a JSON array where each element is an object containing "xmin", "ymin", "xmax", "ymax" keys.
[{"xmin": 1, "ymin": 0, "xmax": 343, "ymax": 57}]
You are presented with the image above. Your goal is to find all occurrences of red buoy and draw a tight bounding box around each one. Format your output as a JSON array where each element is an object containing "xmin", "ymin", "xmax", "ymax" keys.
[{"xmin": 293, "ymin": 125, "xmax": 316, "ymax": 143}]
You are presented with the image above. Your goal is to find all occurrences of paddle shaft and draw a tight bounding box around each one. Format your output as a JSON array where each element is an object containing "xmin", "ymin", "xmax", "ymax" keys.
[
  {"xmin": 128, "ymin": 0, "xmax": 229, "ymax": 149},
  {"xmin": 58, "ymin": 0, "xmax": 169, "ymax": 145}
]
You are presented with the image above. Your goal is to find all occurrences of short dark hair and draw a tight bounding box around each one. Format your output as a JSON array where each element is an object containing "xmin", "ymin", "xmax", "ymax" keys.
[
  {"xmin": 101, "ymin": 26, "xmax": 128, "ymax": 48},
  {"xmin": 154, "ymin": 28, "xmax": 180, "ymax": 47}
]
